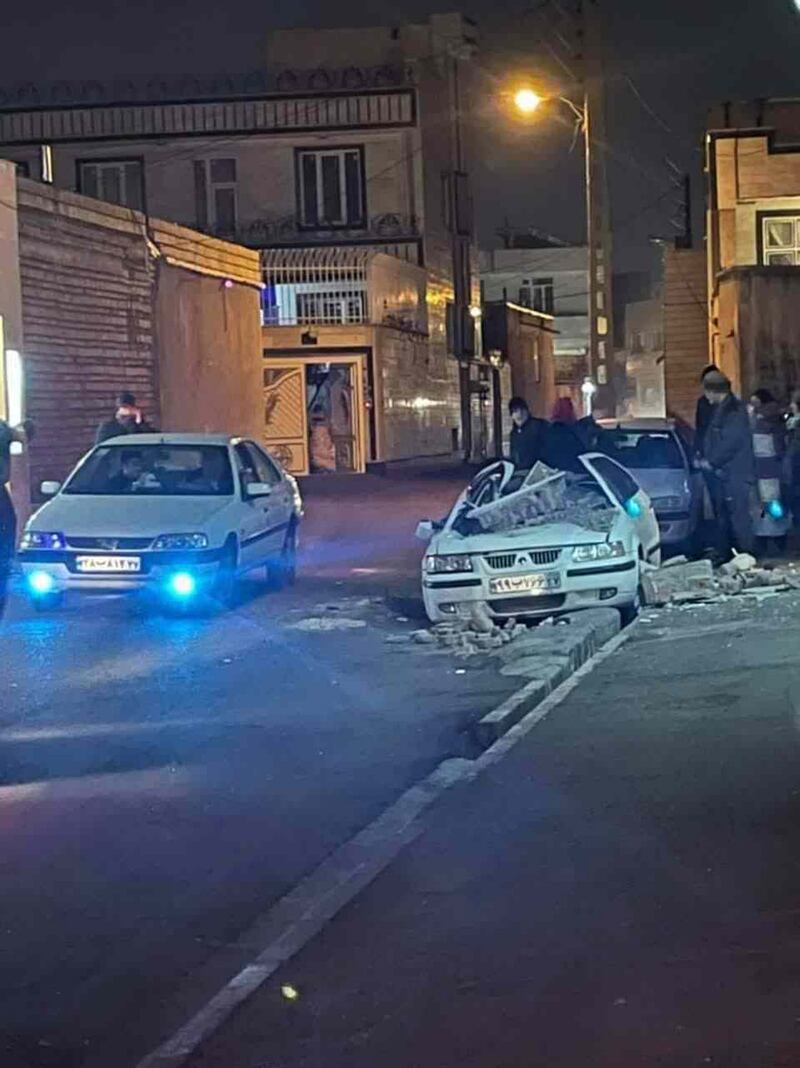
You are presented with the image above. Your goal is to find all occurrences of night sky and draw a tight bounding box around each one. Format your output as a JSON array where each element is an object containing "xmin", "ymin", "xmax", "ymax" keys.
[{"xmin": 3, "ymin": 0, "xmax": 800, "ymax": 270}]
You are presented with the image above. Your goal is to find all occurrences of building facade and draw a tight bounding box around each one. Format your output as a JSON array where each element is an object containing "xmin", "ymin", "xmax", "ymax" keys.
[
  {"xmin": 480, "ymin": 242, "xmax": 588, "ymax": 410},
  {"xmin": 619, "ymin": 298, "xmax": 665, "ymax": 418},
  {"xmin": 0, "ymin": 13, "xmax": 488, "ymax": 472},
  {"xmin": 707, "ymin": 99, "xmax": 800, "ymax": 399}
]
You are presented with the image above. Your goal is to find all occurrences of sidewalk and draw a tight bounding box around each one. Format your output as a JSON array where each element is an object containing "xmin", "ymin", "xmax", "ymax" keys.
[{"xmin": 186, "ymin": 591, "xmax": 800, "ymax": 1068}]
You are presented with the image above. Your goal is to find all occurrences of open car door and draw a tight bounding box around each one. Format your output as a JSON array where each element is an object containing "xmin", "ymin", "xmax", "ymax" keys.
[{"xmin": 580, "ymin": 453, "xmax": 661, "ymax": 565}]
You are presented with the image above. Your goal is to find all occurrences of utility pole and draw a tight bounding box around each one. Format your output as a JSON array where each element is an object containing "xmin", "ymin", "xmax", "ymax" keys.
[{"xmin": 577, "ymin": 0, "xmax": 616, "ymax": 413}]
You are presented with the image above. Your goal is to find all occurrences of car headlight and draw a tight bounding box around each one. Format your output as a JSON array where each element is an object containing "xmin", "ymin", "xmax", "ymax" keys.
[
  {"xmin": 20, "ymin": 531, "xmax": 65, "ymax": 550},
  {"xmin": 652, "ymin": 496, "xmax": 684, "ymax": 512},
  {"xmin": 424, "ymin": 554, "xmax": 474, "ymax": 574},
  {"xmin": 572, "ymin": 541, "xmax": 626, "ymax": 563},
  {"xmin": 152, "ymin": 533, "xmax": 209, "ymax": 551}
]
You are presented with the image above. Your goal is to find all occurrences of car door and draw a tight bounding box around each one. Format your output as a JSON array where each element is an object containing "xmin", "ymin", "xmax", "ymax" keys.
[
  {"xmin": 581, "ymin": 453, "xmax": 661, "ymax": 563},
  {"xmin": 239, "ymin": 441, "xmax": 290, "ymax": 564},
  {"xmin": 233, "ymin": 443, "xmax": 272, "ymax": 569}
]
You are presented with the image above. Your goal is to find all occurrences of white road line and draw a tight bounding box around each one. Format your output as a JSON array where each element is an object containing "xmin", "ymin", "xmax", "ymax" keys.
[{"xmin": 134, "ymin": 624, "xmax": 638, "ymax": 1068}]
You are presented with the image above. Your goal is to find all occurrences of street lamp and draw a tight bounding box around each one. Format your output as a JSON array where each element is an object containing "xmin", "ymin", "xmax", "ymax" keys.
[{"xmin": 511, "ymin": 83, "xmax": 608, "ymax": 404}]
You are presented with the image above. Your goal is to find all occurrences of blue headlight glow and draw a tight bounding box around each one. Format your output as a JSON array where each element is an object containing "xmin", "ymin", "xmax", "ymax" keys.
[
  {"xmin": 624, "ymin": 498, "xmax": 642, "ymax": 519},
  {"xmin": 28, "ymin": 570, "xmax": 55, "ymax": 596},
  {"xmin": 168, "ymin": 571, "xmax": 196, "ymax": 598},
  {"xmin": 767, "ymin": 500, "xmax": 785, "ymax": 520}
]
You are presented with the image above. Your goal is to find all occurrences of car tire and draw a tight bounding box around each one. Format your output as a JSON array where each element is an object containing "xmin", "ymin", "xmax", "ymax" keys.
[
  {"xmin": 267, "ymin": 521, "xmax": 297, "ymax": 590},
  {"xmin": 213, "ymin": 539, "xmax": 239, "ymax": 608}
]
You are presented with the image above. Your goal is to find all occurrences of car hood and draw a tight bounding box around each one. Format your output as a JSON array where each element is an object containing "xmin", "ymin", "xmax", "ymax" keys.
[
  {"xmin": 28, "ymin": 494, "xmax": 232, "ymax": 536},
  {"xmin": 627, "ymin": 467, "xmax": 689, "ymax": 500},
  {"xmin": 431, "ymin": 521, "xmax": 621, "ymax": 555}
]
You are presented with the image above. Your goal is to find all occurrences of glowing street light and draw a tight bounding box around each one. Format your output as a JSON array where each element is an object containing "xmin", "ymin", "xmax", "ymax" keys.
[{"xmin": 514, "ymin": 87, "xmax": 544, "ymax": 115}]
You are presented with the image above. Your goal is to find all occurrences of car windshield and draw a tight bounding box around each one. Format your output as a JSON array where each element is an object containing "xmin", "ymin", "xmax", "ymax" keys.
[
  {"xmin": 603, "ymin": 430, "xmax": 684, "ymax": 470},
  {"xmin": 64, "ymin": 444, "xmax": 234, "ymax": 497}
]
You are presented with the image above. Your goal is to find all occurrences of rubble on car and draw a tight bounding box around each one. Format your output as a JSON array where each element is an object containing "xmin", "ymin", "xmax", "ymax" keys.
[
  {"xmin": 452, "ymin": 462, "xmax": 615, "ymax": 537},
  {"xmin": 642, "ymin": 552, "xmax": 800, "ymax": 608}
]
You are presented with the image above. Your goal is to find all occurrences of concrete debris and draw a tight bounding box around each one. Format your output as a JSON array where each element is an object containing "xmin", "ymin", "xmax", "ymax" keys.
[
  {"xmin": 455, "ymin": 465, "xmax": 615, "ymax": 536},
  {"xmin": 409, "ymin": 616, "xmax": 527, "ymax": 656},
  {"xmin": 641, "ymin": 560, "xmax": 715, "ymax": 607},
  {"xmin": 288, "ymin": 617, "xmax": 368, "ymax": 632},
  {"xmin": 643, "ymin": 556, "xmax": 800, "ymax": 609},
  {"xmin": 661, "ymin": 555, "xmax": 689, "ymax": 569}
]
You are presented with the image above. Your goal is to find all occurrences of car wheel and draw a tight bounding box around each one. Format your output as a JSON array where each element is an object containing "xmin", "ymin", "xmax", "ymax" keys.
[
  {"xmin": 213, "ymin": 539, "xmax": 239, "ymax": 608},
  {"xmin": 267, "ymin": 521, "xmax": 297, "ymax": 590}
]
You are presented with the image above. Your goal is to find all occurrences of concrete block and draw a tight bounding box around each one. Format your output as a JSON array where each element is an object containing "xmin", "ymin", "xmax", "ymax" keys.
[
  {"xmin": 641, "ymin": 560, "xmax": 714, "ymax": 606},
  {"xmin": 474, "ymin": 680, "xmax": 550, "ymax": 747},
  {"xmin": 499, "ymin": 655, "xmax": 571, "ymax": 681}
]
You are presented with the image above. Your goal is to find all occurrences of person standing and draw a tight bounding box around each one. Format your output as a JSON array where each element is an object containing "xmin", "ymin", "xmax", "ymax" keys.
[
  {"xmin": 95, "ymin": 391, "xmax": 154, "ymax": 445},
  {"xmin": 0, "ymin": 418, "xmax": 32, "ymax": 621},
  {"xmin": 508, "ymin": 397, "xmax": 547, "ymax": 470},
  {"xmin": 749, "ymin": 388, "xmax": 791, "ymax": 553},
  {"xmin": 785, "ymin": 391, "xmax": 800, "ymax": 532},
  {"xmin": 698, "ymin": 371, "xmax": 756, "ymax": 561},
  {"xmin": 695, "ymin": 364, "xmax": 720, "ymax": 460}
]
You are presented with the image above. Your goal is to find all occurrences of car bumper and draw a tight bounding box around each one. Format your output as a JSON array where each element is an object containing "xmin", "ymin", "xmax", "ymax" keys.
[
  {"xmin": 422, "ymin": 558, "xmax": 639, "ymax": 622},
  {"xmin": 18, "ymin": 547, "xmax": 226, "ymax": 595}
]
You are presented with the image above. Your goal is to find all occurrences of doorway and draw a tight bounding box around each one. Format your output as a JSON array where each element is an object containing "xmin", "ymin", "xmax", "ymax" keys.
[{"xmin": 262, "ymin": 352, "xmax": 367, "ymax": 476}]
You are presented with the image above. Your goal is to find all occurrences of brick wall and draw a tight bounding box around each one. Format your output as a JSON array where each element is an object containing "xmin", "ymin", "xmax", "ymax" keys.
[{"xmin": 663, "ymin": 246, "xmax": 709, "ymax": 425}]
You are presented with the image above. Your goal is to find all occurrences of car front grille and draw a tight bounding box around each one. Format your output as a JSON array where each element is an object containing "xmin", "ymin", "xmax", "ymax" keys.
[
  {"xmin": 67, "ymin": 536, "xmax": 154, "ymax": 551},
  {"xmin": 484, "ymin": 548, "xmax": 561, "ymax": 570},
  {"xmin": 488, "ymin": 594, "xmax": 566, "ymax": 615}
]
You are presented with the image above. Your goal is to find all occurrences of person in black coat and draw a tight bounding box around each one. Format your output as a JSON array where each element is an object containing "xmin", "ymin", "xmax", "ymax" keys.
[
  {"xmin": 694, "ymin": 364, "xmax": 719, "ymax": 458},
  {"xmin": 698, "ymin": 371, "xmax": 756, "ymax": 559},
  {"xmin": 508, "ymin": 397, "xmax": 547, "ymax": 470}
]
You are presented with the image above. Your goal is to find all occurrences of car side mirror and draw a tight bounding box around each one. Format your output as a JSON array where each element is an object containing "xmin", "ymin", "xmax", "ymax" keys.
[
  {"xmin": 415, "ymin": 520, "xmax": 436, "ymax": 541},
  {"xmin": 245, "ymin": 481, "xmax": 272, "ymax": 499},
  {"xmin": 40, "ymin": 480, "xmax": 62, "ymax": 496}
]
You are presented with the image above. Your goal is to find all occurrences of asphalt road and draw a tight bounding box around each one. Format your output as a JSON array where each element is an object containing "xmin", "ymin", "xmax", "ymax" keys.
[
  {"xmin": 0, "ymin": 468, "xmax": 524, "ymax": 1068},
  {"xmin": 187, "ymin": 590, "xmax": 800, "ymax": 1068}
]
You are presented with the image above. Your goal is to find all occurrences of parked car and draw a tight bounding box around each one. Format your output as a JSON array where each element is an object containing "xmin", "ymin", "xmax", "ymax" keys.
[
  {"xmin": 417, "ymin": 453, "xmax": 660, "ymax": 625},
  {"xmin": 599, "ymin": 418, "xmax": 701, "ymax": 552},
  {"xmin": 18, "ymin": 433, "xmax": 303, "ymax": 608}
]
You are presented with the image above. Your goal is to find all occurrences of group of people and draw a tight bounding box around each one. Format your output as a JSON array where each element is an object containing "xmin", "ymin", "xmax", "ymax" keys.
[
  {"xmin": 508, "ymin": 395, "xmax": 604, "ymax": 475},
  {"xmin": 695, "ymin": 366, "xmax": 800, "ymax": 562}
]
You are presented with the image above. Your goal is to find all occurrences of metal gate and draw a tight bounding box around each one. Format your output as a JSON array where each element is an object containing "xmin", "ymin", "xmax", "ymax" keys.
[{"xmin": 262, "ymin": 354, "xmax": 367, "ymax": 476}]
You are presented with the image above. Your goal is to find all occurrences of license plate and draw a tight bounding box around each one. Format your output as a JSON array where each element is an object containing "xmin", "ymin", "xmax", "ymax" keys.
[
  {"xmin": 489, "ymin": 572, "xmax": 561, "ymax": 595},
  {"xmin": 76, "ymin": 555, "xmax": 142, "ymax": 574}
]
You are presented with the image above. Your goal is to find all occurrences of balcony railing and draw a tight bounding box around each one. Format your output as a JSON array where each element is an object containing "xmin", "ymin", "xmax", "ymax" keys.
[{"xmin": 234, "ymin": 212, "xmax": 420, "ymax": 249}]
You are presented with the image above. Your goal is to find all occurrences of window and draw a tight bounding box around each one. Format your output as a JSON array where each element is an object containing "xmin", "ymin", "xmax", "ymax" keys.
[
  {"xmin": 603, "ymin": 430, "xmax": 684, "ymax": 471},
  {"xmin": 296, "ymin": 290, "xmax": 366, "ymax": 324},
  {"xmin": 64, "ymin": 444, "xmax": 233, "ymax": 497},
  {"xmin": 297, "ymin": 148, "xmax": 365, "ymax": 228},
  {"xmin": 517, "ymin": 278, "xmax": 554, "ymax": 315},
  {"xmin": 194, "ymin": 158, "xmax": 238, "ymax": 237},
  {"xmin": 762, "ymin": 215, "xmax": 800, "ymax": 265},
  {"xmin": 243, "ymin": 442, "xmax": 282, "ymax": 486},
  {"xmin": 77, "ymin": 159, "xmax": 144, "ymax": 210},
  {"xmin": 14, "ymin": 161, "xmax": 30, "ymax": 178},
  {"xmin": 587, "ymin": 456, "xmax": 641, "ymax": 506}
]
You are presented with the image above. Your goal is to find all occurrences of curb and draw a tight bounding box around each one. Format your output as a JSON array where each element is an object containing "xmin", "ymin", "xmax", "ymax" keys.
[{"xmin": 474, "ymin": 608, "xmax": 621, "ymax": 748}]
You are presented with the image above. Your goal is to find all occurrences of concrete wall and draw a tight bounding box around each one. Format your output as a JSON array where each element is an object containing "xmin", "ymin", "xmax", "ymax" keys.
[
  {"xmin": 156, "ymin": 265, "xmax": 262, "ymax": 438},
  {"xmin": 662, "ymin": 246, "xmax": 709, "ymax": 425},
  {"xmin": 0, "ymin": 161, "xmax": 29, "ymax": 518},
  {"xmin": 7, "ymin": 176, "xmax": 262, "ymax": 499},
  {"xmin": 718, "ymin": 268, "xmax": 800, "ymax": 401}
]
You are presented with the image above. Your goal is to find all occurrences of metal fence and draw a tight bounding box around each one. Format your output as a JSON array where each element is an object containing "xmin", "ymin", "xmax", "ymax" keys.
[{"xmin": 261, "ymin": 248, "xmax": 371, "ymax": 326}]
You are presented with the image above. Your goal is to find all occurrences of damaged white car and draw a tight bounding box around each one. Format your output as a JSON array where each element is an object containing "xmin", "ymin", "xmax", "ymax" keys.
[{"xmin": 417, "ymin": 454, "xmax": 661, "ymax": 625}]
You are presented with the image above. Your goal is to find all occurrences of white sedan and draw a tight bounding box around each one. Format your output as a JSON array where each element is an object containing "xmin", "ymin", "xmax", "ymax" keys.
[
  {"xmin": 18, "ymin": 433, "xmax": 303, "ymax": 607},
  {"xmin": 418, "ymin": 454, "xmax": 660, "ymax": 625}
]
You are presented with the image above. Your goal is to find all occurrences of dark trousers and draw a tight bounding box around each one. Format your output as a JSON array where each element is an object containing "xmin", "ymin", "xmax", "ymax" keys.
[
  {"xmin": 0, "ymin": 484, "xmax": 16, "ymax": 619},
  {"xmin": 716, "ymin": 482, "xmax": 756, "ymax": 560}
]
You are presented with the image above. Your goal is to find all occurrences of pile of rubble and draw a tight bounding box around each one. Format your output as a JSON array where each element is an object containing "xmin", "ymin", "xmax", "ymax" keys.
[
  {"xmin": 642, "ymin": 553, "xmax": 800, "ymax": 608},
  {"xmin": 410, "ymin": 603, "xmax": 527, "ymax": 656}
]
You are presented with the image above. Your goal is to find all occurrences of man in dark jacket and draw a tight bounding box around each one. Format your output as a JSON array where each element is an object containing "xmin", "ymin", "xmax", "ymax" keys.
[
  {"xmin": 699, "ymin": 371, "xmax": 756, "ymax": 559},
  {"xmin": 96, "ymin": 391, "xmax": 155, "ymax": 445},
  {"xmin": 694, "ymin": 364, "xmax": 719, "ymax": 458},
  {"xmin": 508, "ymin": 397, "xmax": 547, "ymax": 470}
]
